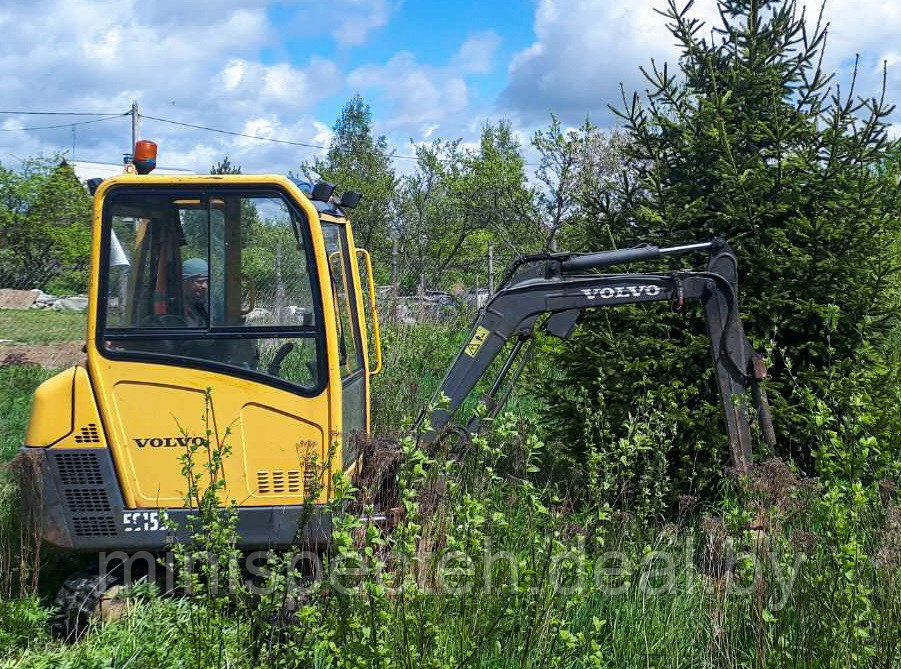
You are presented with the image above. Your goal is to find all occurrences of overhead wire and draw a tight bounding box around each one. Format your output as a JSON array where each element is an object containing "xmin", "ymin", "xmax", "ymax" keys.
[
  {"xmin": 2, "ymin": 109, "xmax": 537, "ymax": 166},
  {"xmin": 143, "ymin": 113, "xmax": 537, "ymax": 166},
  {"xmin": 141, "ymin": 113, "xmax": 425, "ymax": 161},
  {"xmin": 0, "ymin": 110, "xmax": 126, "ymax": 116},
  {"xmin": 0, "ymin": 112, "xmax": 129, "ymax": 132}
]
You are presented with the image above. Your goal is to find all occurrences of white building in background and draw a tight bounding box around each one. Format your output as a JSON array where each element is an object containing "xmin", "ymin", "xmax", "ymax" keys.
[{"xmin": 70, "ymin": 161, "xmax": 192, "ymax": 183}]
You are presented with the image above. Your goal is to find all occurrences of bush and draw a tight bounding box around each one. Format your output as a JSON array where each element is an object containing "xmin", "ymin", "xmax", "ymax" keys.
[{"xmin": 0, "ymin": 157, "xmax": 92, "ymax": 292}]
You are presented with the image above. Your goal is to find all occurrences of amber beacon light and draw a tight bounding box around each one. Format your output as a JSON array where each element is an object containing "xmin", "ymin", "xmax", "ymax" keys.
[{"xmin": 133, "ymin": 140, "xmax": 158, "ymax": 174}]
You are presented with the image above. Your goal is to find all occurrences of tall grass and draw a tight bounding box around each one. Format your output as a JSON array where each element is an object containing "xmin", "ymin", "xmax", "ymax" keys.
[
  {"xmin": 3, "ymin": 411, "xmax": 897, "ymax": 667},
  {"xmin": 0, "ymin": 366, "xmax": 53, "ymax": 461},
  {"xmin": 370, "ymin": 318, "xmax": 470, "ymax": 436},
  {"xmin": 0, "ymin": 323, "xmax": 897, "ymax": 667},
  {"xmin": 0, "ymin": 366, "xmax": 55, "ymax": 608},
  {"xmin": 371, "ymin": 317, "xmax": 555, "ymax": 437}
]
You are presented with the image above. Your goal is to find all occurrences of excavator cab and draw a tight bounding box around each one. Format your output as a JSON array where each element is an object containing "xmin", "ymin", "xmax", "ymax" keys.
[{"xmin": 23, "ymin": 172, "xmax": 382, "ymax": 551}]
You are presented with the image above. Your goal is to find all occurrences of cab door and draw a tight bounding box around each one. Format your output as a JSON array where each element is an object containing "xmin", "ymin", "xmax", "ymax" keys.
[{"xmin": 320, "ymin": 217, "xmax": 368, "ymax": 470}]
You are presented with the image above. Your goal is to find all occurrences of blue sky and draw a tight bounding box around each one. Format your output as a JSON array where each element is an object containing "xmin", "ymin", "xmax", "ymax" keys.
[
  {"xmin": 303, "ymin": 0, "xmax": 535, "ymax": 124},
  {"xmin": 0, "ymin": 0, "xmax": 897, "ymax": 174}
]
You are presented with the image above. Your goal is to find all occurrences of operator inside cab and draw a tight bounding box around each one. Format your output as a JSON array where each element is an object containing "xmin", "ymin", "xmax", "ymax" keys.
[{"xmin": 182, "ymin": 258, "xmax": 210, "ymax": 328}]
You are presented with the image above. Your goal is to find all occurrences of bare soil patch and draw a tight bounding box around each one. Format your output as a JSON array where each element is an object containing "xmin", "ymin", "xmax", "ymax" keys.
[{"xmin": 0, "ymin": 343, "xmax": 85, "ymax": 369}]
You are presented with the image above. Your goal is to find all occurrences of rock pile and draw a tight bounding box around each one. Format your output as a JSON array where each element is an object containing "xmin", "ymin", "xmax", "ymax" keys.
[{"xmin": 0, "ymin": 288, "xmax": 89, "ymax": 312}]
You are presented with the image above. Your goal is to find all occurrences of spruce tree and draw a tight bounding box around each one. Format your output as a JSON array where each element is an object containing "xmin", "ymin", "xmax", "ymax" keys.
[
  {"xmin": 546, "ymin": 0, "xmax": 900, "ymax": 506},
  {"xmin": 210, "ymin": 156, "xmax": 242, "ymax": 174}
]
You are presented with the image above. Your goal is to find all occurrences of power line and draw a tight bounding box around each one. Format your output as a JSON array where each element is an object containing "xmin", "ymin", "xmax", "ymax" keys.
[
  {"xmin": 0, "ymin": 110, "xmax": 125, "ymax": 116},
  {"xmin": 1, "ymin": 109, "xmax": 432, "ymax": 163},
  {"xmin": 143, "ymin": 113, "xmax": 539, "ymax": 165},
  {"xmin": 141, "ymin": 113, "xmax": 424, "ymax": 161},
  {"xmin": 0, "ymin": 113, "xmax": 129, "ymax": 132},
  {"xmin": 141, "ymin": 114, "xmax": 330, "ymax": 150},
  {"xmin": 1, "ymin": 108, "xmax": 538, "ymax": 167}
]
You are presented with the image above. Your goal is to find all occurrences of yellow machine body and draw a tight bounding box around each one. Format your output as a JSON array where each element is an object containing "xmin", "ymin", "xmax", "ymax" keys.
[{"xmin": 24, "ymin": 174, "xmax": 381, "ymax": 548}]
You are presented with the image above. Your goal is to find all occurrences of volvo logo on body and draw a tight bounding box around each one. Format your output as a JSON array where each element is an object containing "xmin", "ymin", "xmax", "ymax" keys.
[
  {"xmin": 133, "ymin": 436, "xmax": 207, "ymax": 448},
  {"xmin": 580, "ymin": 284, "xmax": 663, "ymax": 300}
]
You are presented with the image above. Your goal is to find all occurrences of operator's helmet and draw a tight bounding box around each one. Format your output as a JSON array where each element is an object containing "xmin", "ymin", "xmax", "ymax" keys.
[{"xmin": 183, "ymin": 258, "xmax": 209, "ymax": 281}]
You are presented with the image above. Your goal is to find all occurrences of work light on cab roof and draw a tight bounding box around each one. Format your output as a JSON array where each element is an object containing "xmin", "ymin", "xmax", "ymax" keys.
[{"xmin": 133, "ymin": 140, "xmax": 157, "ymax": 174}]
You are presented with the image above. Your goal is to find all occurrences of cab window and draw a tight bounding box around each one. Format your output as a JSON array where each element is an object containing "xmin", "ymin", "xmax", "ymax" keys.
[{"xmin": 102, "ymin": 189, "xmax": 322, "ymax": 392}]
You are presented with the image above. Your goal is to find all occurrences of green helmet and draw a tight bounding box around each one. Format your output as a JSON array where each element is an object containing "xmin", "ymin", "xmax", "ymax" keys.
[{"xmin": 183, "ymin": 258, "xmax": 209, "ymax": 280}]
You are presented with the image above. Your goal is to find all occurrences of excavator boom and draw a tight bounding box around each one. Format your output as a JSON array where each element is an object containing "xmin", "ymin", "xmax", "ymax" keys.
[{"xmin": 419, "ymin": 239, "xmax": 774, "ymax": 472}]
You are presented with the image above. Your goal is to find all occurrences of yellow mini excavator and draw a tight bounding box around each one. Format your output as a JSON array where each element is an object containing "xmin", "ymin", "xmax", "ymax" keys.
[{"xmin": 18, "ymin": 141, "xmax": 775, "ymax": 635}]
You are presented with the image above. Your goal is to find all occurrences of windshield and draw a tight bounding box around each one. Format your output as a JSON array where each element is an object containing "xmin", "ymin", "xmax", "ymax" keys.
[{"xmin": 100, "ymin": 187, "xmax": 323, "ymax": 392}]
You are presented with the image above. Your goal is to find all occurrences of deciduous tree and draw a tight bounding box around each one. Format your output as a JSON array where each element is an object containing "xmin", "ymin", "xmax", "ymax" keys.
[
  {"xmin": 0, "ymin": 158, "xmax": 92, "ymax": 292},
  {"xmin": 306, "ymin": 95, "xmax": 396, "ymax": 281}
]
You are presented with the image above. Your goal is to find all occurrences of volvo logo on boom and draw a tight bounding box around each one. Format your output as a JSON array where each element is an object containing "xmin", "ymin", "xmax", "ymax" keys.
[
  {"xmin": 580, "ymin": 284, "xmax": 663, "ymax": 301},
  {"xmin": 133, "ymin": 436, "xmax": 206, "ymax": 448}
]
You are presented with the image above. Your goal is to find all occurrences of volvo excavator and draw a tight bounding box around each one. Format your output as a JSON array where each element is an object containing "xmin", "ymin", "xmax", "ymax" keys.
[{"xmin": 18, "ymin": 141, "xmax": 775, "ymax": 636}]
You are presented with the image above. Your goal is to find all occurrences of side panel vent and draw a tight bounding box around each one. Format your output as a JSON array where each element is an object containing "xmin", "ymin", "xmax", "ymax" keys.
[
  {"xmin": 257, "ymin": 471, "xmax": 270, "ymax": 494},
  {"xmin": 56, "ymin": 452, "xmax": 103, "ymax": 486},
  {"xmin": 272, "ymin": 471, "xmax": 285, "ymax": 493},
  {"xmin": 52, "ymin": 451, "xmax": 120, "ymax": 539},
  {"xmin": 73, "ymin": 423, "xmax": 101, "ymax": 444},
  {"xmin": 256, "ymin": 470, "xmax": 302, "ymax": 495},
  {"xmin": 64, "ymin": 488, "xmax": 111, "ymax": 513},
  {"xmin": 72, "ymin": 516, "xmax": 117, "ymax": 537}
]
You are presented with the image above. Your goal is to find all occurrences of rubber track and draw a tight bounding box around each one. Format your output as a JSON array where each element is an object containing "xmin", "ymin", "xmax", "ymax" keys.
[{"xmin": 50, "ymin": 569, "xmax": 120, "ymax": 641}]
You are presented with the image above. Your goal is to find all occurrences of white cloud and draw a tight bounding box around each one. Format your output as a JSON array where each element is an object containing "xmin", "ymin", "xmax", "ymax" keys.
[
  {"xmin": 0, "ymin": 0, "xmax": 343, "ymax": 173},
  {"xmin": 499, "ymin": 0, "xmax": 719, "ymax": 122},
  {"xmin": 220, "ymin": 60, "xmax": 248, "ymax": 91},
  {"xmin": 453, "ymin": 32, "xmax": 502, "ymax": 74},
  {"xmin": 348, "ymin": 52, "xmax": 470, "ymax": 131},
  {"xmin": 216, "ymin": 57, "xmax": 342, "ymax": 106},
  {"xmin": 311, "ymin": 121, "xmax": 333, "ymax": 146},
  {"xmin": 500, "ymin": 0, "xmax": 901, "ymax": 126},
  {"xmin": 332, "ymin": 0, "xmax": 394, "ymax": 46},
  {"xmin": 283, "ymin": 0, "xmax": 399, "ymax": 48}
]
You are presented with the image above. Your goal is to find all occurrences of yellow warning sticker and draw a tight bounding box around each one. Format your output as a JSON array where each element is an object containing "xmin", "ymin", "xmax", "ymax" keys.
[{"xmin": 464, "ymin": 326, "xmax": 490, "ymax": 358}]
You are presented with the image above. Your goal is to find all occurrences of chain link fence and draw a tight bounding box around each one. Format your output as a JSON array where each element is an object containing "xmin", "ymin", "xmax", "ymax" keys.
[
  {"xmin": 0, "ymin": 277, "xmax": 486, "ymax": 370},
  {"xmin": 0, "ymin": 283, "xmax": 88, "ymax": 368}
]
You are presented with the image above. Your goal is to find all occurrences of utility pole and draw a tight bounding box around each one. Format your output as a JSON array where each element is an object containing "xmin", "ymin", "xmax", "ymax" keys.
[
  {"xmin": 130, "ymin": 100, "xmax": 139, "ymax": 152},
  {"xmin": 488, "ymin": 244, "xmax": 495, "ymax": 297}
]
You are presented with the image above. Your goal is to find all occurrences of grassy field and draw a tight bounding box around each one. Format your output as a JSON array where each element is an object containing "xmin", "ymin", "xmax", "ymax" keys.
[
  {"xmin": 0, "ymin": 310, "xmax": 87, "ymax": 345},
  {"xmin": 0, "ymin": 366, "xmax": 53, "ymax": 461},
  {"xmin": 0, "ymin": 319, "xmax": 898, "ymax": 667}
]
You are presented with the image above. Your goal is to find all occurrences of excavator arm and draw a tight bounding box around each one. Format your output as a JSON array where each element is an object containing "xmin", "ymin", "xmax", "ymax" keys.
[{"xmin": 418, "ymin": 239, "xmax": 775, "ymax": 472}]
